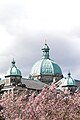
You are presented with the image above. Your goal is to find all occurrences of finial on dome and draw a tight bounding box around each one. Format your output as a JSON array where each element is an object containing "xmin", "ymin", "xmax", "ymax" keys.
[
  {"xmin": 68, "ymin": 71, "xmax": 71, "ymax": 77},
  {"xmin": 12, "ymin": 58, "xmax": 15, "ymax": 66}
]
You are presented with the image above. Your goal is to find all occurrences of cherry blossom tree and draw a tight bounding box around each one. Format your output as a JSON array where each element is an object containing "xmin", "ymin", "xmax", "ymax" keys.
[{"xmin": 0, "ymin": 85, "xmax": 80, "ymax": 120}]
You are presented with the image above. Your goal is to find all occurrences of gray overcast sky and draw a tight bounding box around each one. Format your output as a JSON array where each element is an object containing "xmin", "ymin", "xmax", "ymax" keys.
[{"xmin": 0, "ymin": 0, "xmax": 80, "ymax": 79}]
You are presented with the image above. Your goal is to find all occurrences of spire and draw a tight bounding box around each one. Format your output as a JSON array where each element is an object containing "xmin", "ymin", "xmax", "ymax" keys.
[
  {"xmin": 42, "ymin": 41, "xmax": 50, "ymax": 59},
  {"xmin": 45, "ymin": 39, "xmax": 47, "ymax": 44},
  {"xmin": 12, "ymin": 58, "xmax": 15, "ymax": 67}
]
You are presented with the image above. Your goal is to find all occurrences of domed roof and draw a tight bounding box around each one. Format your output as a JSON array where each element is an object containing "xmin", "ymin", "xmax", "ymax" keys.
[
  {"xmin": 31, "ymin": 59, "xmax": 62, "ymax": 76},
  {"xmin": 30, "ymin": 43, "xmax": 62, "ymax": 76},
  {"xmin": 6, "ymin": 59, "xmax": 22, "ymax": 77},
  {"xmin": 62, "ymin": 72, "xmax": 76, "ymax": 87}
]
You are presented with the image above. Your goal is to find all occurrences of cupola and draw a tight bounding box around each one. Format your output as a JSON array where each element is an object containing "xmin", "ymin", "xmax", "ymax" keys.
[
  {"xmin": 5, "ymin": 59, "xmax": 22, "ymax": 77},
  {"xmin": 62, "ymin": 72, "xmax": 76, "ymax": 87},
  {"xmin": 61, "ymin": 72, "xmax": 77, "ymax": 94}
]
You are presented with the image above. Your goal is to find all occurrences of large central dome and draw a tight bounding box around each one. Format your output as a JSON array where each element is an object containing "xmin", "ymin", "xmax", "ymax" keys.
[
  {"xmin": 31, "ymin": 59, "xmax": 62, "ymax": 76},
  {"xmin": 30, "ymin": 43, "xmax": 63, "ymax": 84}
]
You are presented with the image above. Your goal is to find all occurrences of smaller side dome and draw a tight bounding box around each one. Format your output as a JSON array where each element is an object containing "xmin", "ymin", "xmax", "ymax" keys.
[
  {"xmin": 6, "ymin": 59, "xmax": 22, "ymax": 77},
  {"xmin": 62, "ymin": 72, "xmax": 76, "ymax": 87}
]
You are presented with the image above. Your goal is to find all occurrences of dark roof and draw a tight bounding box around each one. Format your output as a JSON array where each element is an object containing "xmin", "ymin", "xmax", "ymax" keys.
[
  {"xmin": 21, "ymin": 78, "xmax": 47, "ymax": 90},
  {"xmin": 75, "ymin": 79, "xmax": 80, "ymax": 87},
  {"xmin": 0, "ymin": 78, "xmax": 47, "ymax": 90}
]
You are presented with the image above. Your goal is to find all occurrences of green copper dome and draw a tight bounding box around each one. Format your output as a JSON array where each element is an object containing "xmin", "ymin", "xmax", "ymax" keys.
[
  {"xmin": 62, "ymin": 72, "xmax": 76, "ymax": 87},
  {"xmin": 6, "ymin": 59, "xmax": 22, "ymax": 77},
  {"xmin": 30, "ymin": 43, "xmax": 62, "ymax": 77}
]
